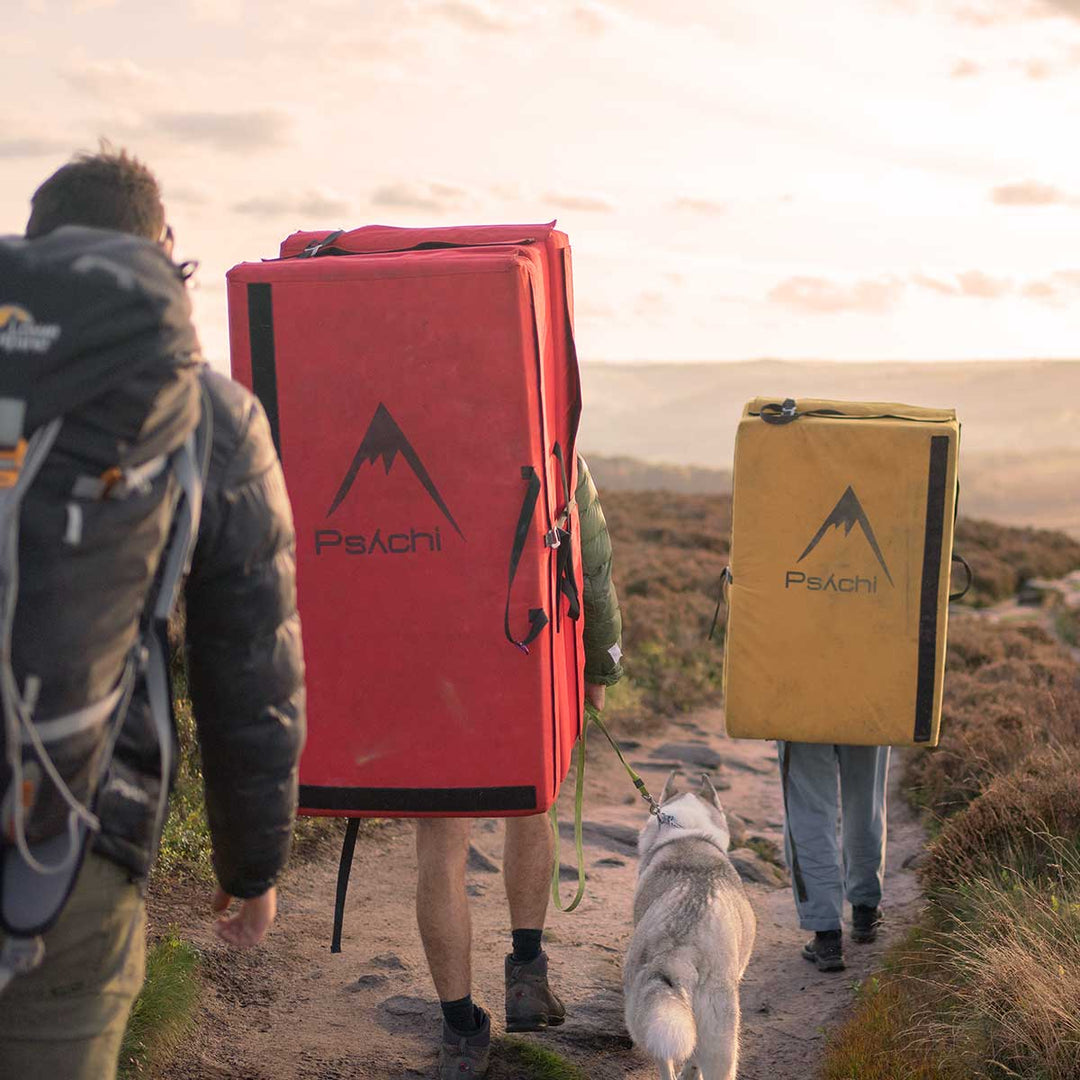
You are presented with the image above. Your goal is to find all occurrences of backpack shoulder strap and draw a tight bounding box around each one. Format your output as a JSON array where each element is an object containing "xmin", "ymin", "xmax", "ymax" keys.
[{"xmin": 141, "ymin": 380, "xmax": 213, "ymax": 859}]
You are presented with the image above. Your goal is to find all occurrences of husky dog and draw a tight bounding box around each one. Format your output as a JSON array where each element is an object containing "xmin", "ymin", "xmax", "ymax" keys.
[{"xmin": 623, "ymin": 775, "xmax": 756, "ymax": 1080}]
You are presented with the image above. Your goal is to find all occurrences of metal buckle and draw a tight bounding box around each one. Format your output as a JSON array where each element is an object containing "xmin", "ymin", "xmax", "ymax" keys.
[{"xmin": 544, "ymin": 528, "xmax": 562, "ymax": 549}]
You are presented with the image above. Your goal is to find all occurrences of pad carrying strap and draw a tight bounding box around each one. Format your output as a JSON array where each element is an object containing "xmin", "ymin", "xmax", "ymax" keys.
[{"xmin": 504, "ymin": 466, "xmax": 549, "ymax": 654}]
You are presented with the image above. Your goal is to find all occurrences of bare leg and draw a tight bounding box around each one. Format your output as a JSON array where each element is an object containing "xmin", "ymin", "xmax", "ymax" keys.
[
  {"xmin": 503, "ymin": 813, "xmax": 554, "ymax": 930},
  {"xmin": 415, "ymin": 818, "xmax": 472, "ymax": 1001}
]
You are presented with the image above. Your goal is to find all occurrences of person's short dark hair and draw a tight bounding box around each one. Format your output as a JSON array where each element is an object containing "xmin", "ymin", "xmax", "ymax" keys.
[{"xmin": 26, "ymin": 143, "xmax": 165, "ymax": 241}]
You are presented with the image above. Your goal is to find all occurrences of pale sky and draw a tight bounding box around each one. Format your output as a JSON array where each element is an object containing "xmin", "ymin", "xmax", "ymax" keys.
[{"xmin": 3, "ymin": 0, "xmax": 1080, "ymax": 368}]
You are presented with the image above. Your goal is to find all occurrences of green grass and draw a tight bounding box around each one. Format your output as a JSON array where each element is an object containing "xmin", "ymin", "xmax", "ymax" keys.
[
  {"xmin": 1055, "ymin": 607, "xmax": 1080, "ymax": 648},
  {"xmin": 154, "ymin": 678, "xmax": 213, "ymax": 882},
  {"xmin": 118, "ymin": 931, "xmax": 201, "ymax": 1079},
  {"xmin": 491, "ymin": 1038, "xmax": 589, "ymax": 1080}
]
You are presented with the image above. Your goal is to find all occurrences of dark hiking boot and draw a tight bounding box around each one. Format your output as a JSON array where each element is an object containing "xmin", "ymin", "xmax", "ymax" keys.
[
  {"xmin": 802, "ymin": 930, "xmax": 845, "ymax": 972},
  {"xmin": 438, "ymin": 1008, "xmax": 491, "ymax": 1078},
  {"xmin": 852, "ymin": 905, "xmax": 883, "ymax": 944},
  {"xmin": 505, "ymin": 950, "xmax": 566, "ymax": 1032}
]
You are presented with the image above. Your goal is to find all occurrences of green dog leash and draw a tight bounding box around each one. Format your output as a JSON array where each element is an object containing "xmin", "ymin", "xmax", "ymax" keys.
[{"xmin": 549, "ymin": 702, "xmax": 679, "ymax": 913}]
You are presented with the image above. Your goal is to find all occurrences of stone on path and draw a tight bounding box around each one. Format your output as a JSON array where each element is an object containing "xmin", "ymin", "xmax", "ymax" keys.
[
  {"xmin": 467, "ymin": 844, "xmax": 500, "ymax": 873},
  {"xmin": 730, "ymin": 851, "xmax": 790, "ymax": 888},
  {"xmin": 380, "ymin": 995, "xmax": 439, "ymax": 1019},
  {"xmin": 652, "ymin": 742, "xmax": 725, "ymax": 770},
  {"xmin": 559, "ymin": 820, "xmax": 638, "ymax": 855},
  {"xmin": 370, "ymin": 953, "xmax": 407, "ymax": 971}
]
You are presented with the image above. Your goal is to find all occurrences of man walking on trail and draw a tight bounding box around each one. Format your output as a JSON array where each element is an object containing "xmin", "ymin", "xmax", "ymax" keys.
[
  {"xmin": 0, "ymin": 147, "xmax": 306, "ymax": 1078},
  {"xmin": 418, "ymin": 458, "xmax": 623, "ymax": 1078},
  {"xmin": 779, "ymin": 742, "xmax": 888, "ymax": 972}
]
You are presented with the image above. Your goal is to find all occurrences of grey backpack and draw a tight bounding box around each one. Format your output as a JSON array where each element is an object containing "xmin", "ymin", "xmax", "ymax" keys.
[{"xmin": 0, "ymin": 227, "xmax": 209, "ymax": 988}]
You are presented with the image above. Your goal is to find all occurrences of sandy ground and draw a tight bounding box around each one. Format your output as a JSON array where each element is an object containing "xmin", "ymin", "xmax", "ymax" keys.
[{"xmin": 152, "ymin": 708, "xmax": 926, "ymax": 1080}]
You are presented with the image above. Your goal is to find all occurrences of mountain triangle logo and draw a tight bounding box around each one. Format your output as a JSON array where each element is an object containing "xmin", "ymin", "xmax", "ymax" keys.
[
  {"xmin": 798, "ymin": 485, "xmax": 893, "ymax": 585},
  {"xmin": 326, "ymin": 403, "xmax": 465, "ymax": 540}
]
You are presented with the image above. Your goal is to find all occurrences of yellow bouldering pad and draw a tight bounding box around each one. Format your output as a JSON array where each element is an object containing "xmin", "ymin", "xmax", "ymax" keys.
[{"xmin": 722, "ymin": 398, "xmax": 960, "ymax": 747}]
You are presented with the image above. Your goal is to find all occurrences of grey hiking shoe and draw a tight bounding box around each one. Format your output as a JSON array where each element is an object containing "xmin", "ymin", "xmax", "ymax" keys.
[
  {"xmin": 505, "ymin": 950, "xmax": 566, "ymax": 1033},
  {"xmin": 438, "ymin": 1008, "xmax": 491, "ymax": 1078},
  {"xmin": 851, "ymin": 905, "xmax": 883, "ymax": 944},
  {"xmin": 802, "ymin": 930, "xmax": 845, "ymax": 972}
]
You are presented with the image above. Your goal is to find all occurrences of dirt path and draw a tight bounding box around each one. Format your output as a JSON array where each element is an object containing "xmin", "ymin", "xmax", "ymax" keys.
[{"xmin": 153, "ymin": 709, "xmax": 926, "ymax": 1080}]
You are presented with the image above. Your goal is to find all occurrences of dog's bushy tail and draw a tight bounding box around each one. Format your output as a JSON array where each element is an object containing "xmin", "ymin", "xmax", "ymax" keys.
[{"xmin": 633, "ymin": 979, "xmax": 696, "ymax": 1065}]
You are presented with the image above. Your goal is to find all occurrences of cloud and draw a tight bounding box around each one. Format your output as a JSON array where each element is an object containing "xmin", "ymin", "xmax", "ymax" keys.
[
  {"xmin": 165, "ymin": 184, "xmax": 212, "ymax": 207},
  {"xmin": 954, "ymin": 0, "xmax": 1080, "ymax": 22},
  {"xmin": 1022, "ymin": 269, "xmax": 1080, "ymax": 303},
  {"xmin": 233, "ymin": 190, "xmax": 351, "ymax": 219},
  {"xmin": 1042, "ymin": 0, "xmax": 1080, "ymax": 16},
  {"xmin": 635, "ymin": 290, "xmax": 668, "ymax": 318},
  {"xmin": 1021, "ymin": 57, "xmax": 1054, "ymax": 78},
  {"xmin": 951, "ymin": 58, "xmax": 981, "ymax": 77},
  {"xmin": 0, "ymin": 138, "xmax": 70, "ymax": 159},
  {"xmin": 573, "ymin": 2, "xmax": 615, "ymax": 33},
  {"xmin": 576, "ymin": 300, "xmax": 615, "ymax": 320},
  {"xmin": 371, "ymin": 181, "xmax": 468, "ymax": 212},
  {"xmin": 671, "ymin": 196, "xmax": 728, "ymax": 215},
  {"xmin": 543, "ymin": 192, "xmax": 614, "ymax": 213},
  {"xmin": 991, "ymin": 180, "xmax": 1076, "ymax": 206},
  {"xmin": 952, "ymin": 1, "xmax": 1051, "ymax": 25},
  {"xmin": 187, "ymin": 0, "xmax": 243, "ymax": 22},
  {"xmin": 955, "ymin": 270, "xmax": 1012, "ymax": 299},
  {"xmin": 153, "ymin": 110, "xmax": 292, "ymax": 153},
  {"xmin": 63, "ymin": 59, "xmax": 162, "ymax": 99},
  {"xmin": 432, "ymin": 1, "xmax": 516, "ymax": 32},
  {"xmin": 912, "ymin": 270, "xmax": 1012, "ymax": 299},
  {"xmin": 767, "ymin": 275, "xmax": 904, "ymax": 314},
  {"xmin": 1022, "ymin": 280, "xmax": 1060, "ymax": 301}
]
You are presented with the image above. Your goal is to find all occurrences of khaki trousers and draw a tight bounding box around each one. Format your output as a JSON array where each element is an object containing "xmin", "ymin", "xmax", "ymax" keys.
[{"xmin": 0, "ymin": 852, "xmax": 146, "ymax": 1080}]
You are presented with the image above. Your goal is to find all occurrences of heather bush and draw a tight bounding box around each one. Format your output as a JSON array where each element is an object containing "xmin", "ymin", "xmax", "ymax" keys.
[
  {"xmin": 903, "ymin": 619, "xmax": 1080, "ymax": 818},
  {"xmin": 954, "ymin": 517, "xmax": 1080, "ymax": 607},
  {"xmin": 602, "ymin": 490, "xmax": 730, "ymax": 723},
  {"xmin": 922, "ymin": 745, "xmax": 1080, "ymax": 898}
]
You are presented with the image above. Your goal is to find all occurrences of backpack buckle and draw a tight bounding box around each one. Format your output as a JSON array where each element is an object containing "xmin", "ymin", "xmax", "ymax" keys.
[{"xmin": 0, "ymin": 440, "xmax": 27, "ymax": 489}]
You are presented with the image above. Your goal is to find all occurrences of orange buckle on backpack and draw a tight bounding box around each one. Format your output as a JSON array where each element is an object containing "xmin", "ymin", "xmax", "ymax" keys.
[{"xmin": 0, "ymin": 439, "xmax": 27, "ymax": 489}]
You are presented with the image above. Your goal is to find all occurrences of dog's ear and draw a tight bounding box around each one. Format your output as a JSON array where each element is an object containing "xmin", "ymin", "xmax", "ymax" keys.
[
  {"xmin": 699, "ymin": 773, "xmax": 724, "ymax": 812},
  {"xmin": 660, "ymin": 771, "xmax": 679, "ymax": 806}
]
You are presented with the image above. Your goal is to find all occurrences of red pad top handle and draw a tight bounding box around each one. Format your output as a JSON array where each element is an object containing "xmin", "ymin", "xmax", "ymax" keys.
[{"xmin": 279, "ymin": 221, "xmax": 558, "ymax": 260}]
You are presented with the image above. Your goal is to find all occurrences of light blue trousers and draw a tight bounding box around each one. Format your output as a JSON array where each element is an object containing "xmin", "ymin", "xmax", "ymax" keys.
[{"xmin": 776, "ymin": 742, "xmax": 890, "ymax": 932}]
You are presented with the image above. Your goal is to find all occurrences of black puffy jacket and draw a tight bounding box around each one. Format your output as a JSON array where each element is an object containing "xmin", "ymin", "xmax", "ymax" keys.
[{"xmin": 93, "ymin": 368, "xmax": 306, "ymax": 899}]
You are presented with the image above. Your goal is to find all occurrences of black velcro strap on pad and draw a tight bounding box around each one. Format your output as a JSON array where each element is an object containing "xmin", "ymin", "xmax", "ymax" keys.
[{"xmin": 913, "ymin": 436, "xmax": 950, "ymax": 743}]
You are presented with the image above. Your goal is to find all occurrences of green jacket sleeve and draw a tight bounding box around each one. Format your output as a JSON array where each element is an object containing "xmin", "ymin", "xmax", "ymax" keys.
[{"xmin": 576, "ymin": 455, "xmax": 624, "ymax": 686}]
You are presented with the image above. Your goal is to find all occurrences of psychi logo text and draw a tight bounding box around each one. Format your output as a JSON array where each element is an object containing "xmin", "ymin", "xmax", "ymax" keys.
[
  {"xmin": 785, "ymin": 486, "xmax": 893, "ymax": 594},
  {"xmin": 314, "ymin": 403, "xmax": 464, "ymax": 557}
]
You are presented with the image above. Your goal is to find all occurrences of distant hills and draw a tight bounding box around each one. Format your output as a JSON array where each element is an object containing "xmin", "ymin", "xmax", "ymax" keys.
[{"xmin": 579, "ymin": 360, "xmax": 1080, "ymax": 537}]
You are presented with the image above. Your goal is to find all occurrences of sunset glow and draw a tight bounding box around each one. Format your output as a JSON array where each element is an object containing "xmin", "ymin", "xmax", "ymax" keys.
[{"xmin": 3, "ymin": 0, "xmax": 1079, "ymax": 366}]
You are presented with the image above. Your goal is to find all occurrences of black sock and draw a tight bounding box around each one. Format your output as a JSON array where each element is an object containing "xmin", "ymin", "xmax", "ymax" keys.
[
  {"xmin": 441, "ymin": 995, "xmax": 483, "ymax": 1035},
  {"xmin": 511, "ymin": 928, "xmax": 543, "ymax": 964}
]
